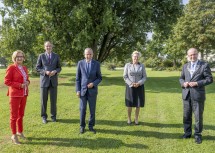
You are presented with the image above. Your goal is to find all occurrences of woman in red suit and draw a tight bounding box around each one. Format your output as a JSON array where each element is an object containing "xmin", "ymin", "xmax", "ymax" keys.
[{"xmin": 4, "ymin": 50, "xmax": 30, "ymax": 145}]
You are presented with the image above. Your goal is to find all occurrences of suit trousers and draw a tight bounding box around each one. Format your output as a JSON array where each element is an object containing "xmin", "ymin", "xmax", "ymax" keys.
[
  {"xmin": 9, "ymin": 96, "xmax": 27, "ymax": 134},
  {"xmin": 183, "ymin": 94, "xmax": 204, "ymax": 137},
  {"xmin": 40, "ymin": 85, "xmax": 57, "ymax": 119},
  {"xmin": 80, "ymin": 91, "xmax": 97, "ymax": 128}
]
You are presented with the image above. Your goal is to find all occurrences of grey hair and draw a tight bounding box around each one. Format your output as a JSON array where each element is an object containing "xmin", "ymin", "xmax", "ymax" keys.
[
  {"xmin": 44, "ymin": 41, "xmax": 53, "ymax": 47},
  {"xmin": 84, "ymin": 48, "xmax": 93, "ymax": 54}
]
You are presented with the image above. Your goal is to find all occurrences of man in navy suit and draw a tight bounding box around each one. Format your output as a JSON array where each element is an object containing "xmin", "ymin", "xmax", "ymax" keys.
[
  {"xmin": 76, "ymin": 48, "xmax": 102, "ymax": 134},
  {"xmin": 179, "ymin": 48, "xmax": 213, "ymax": 144},
  {"xmin": 36, "ymin": 41, "xmax": 61, "ymax": 124}
]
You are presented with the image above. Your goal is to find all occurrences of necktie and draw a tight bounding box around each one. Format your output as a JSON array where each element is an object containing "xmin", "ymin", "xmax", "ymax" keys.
[
  {"xmin": 190, "ymin": 63, "xmax": 195, "ymax": 77},
  {"xmin": 192, "ymin": 63, "xmax": 195, "ymax": 69},
  {"xmin": 86, "ymin": 63, "xmax": 90, "ymax": 75},
  {"xmin": 48, "ymin": 54, "xmax": 51, "ymax": 64}
]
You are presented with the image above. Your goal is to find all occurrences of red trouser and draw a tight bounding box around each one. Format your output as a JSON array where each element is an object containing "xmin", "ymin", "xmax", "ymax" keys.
[{"xmin": 9, "ymin": 96, "xmax": 27, "ymax": 134}]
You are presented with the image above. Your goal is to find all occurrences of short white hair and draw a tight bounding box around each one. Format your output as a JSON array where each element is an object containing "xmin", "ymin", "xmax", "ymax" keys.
[{"xmin": 84, "ymin": 48, "xmax": 93, "ymax": 54}]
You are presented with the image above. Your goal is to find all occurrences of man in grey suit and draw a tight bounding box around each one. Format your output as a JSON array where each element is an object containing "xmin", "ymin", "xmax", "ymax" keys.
[
  {"xmin": 36, "ymin": 41, "xmax": 61, "ymax": 124},
  {"xmin": 179, "ymin": 48, "xmax": 213, "ymax": 144},
  {"xmin": 76, "ymin": 48, "xmax": 102, "ymax": 134}
]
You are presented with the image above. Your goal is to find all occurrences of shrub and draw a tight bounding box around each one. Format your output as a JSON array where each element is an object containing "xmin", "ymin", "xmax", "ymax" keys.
[{"xmin": 105, "ymin": 63, "xmax": 116, "ymax": 70}]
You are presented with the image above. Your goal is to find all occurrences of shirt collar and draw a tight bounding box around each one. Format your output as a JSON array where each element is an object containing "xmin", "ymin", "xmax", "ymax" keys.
[
  {"xmin": 85, "ymin": 60, "xmax": 92, "ymax": 63},
  {"xmin": 191, "ymin": 60, "xmax": 198, "ymax": 65},
  {"xmin": 46, "ymin": 51, "xmax": 52, "ymax": 55}
]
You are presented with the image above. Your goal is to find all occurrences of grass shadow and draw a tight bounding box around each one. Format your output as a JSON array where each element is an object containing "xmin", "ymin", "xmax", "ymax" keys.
[
  {"xmin": 56, "ymin": 119, "xmax": 215, "ymax": 131},
  {"xmin": 25, "ymin": 137, "xmax": 148, "ymax": 149},
  {"xmin": 99, "ymin": 76, "xmax": 124, "ymax": 86}
]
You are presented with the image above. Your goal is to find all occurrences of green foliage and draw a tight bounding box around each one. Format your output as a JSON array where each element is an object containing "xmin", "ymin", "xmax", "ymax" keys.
[
  {"xmin": 0, "ymin": 0, "xmax": 183, "ymax": 66},
  {"xmin": 144, "ymin": 57, "xmax": 162, "ymax": 68},
  {"xmin": 105, "ymin": 63, "xmax": 116, "ymax": 70},
  {"xmin": 164, "ymin": 0, "xmax": 215, "ymax": 62}
]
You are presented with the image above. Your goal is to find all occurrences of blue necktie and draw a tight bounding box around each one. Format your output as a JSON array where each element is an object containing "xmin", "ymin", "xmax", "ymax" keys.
[
  {"xmin": 192, "ymin": 63, "xmax": 195, "ymax": 69},
  {"xmin": 86, "ymin": 63, "xmax": 90, "ymax": 75},
  {"xmin": 190, "ymin": 64, "xmax": 195, "ymax": 77}
]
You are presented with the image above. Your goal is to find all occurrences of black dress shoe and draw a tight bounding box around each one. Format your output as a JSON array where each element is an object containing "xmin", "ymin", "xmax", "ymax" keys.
[
  {"xmin": 195, "ymin": 137, "xmax": 202, "ymax": 144},
  {"xmin": 89, "ymin": 128, "xmax": 96, "ymax": 134},
  {"xmin": 182, "ymin": 134, "xmax": 191, "ymax": 139},
  {"xmin": 52, "ymin": 118, "xmax": 57, "ymax": 122},
  {"xmin": 42, "ymin": 118, "xmax": 47, "ymax": 124},
  {"xmin": 80, "ymin": 128, "xmax": 85, "ymax": 134}
]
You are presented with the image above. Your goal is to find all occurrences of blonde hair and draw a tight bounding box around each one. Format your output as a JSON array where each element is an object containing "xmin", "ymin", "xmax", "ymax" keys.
[
  {"xmin": 12, "ymin": 50, "xmax": 25, "ymax": 62},
  {"xmin": 131, "ymin": 51, "xmax": 141, "ymax": 58}
]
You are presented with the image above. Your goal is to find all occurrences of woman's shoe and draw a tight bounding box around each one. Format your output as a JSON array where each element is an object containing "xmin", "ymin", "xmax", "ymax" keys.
[
  {"xmin": 134, "ymin": 120, "xmax": 139, "ymax": 125},
  {"xmin": 127, "ymin": 120, "xmax": 132, "ymax": 125},
  {"xmin": 11, "ymin": 135, "xmax": 21, "ymax": 145},
  {"xmin": 16, "ymin": 132, "xmax": 26, "ymax": 140}
]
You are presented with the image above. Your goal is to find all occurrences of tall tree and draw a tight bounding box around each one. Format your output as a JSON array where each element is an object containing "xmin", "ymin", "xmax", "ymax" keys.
[
  {"xmin": 165, "ymin": 0, "xmax": 215, "ymax": 63},
  {"xmin": 0, "ymin": 0, "xmax": 183, "ymax": 64}
]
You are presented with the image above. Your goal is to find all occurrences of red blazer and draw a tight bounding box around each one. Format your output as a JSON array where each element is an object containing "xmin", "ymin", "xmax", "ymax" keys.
[{"xmin": 4, "ymin": 64, "xmax": 30, "ymax": 97}]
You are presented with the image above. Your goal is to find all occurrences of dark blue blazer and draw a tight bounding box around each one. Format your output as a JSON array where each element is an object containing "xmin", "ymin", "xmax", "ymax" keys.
[
  {"xmin": 179, "ymin": 60, "xmax": 213, "ymax": 101},
  {"xmin": 76, "ymin": 59, "xmax": 102, "ymax": 96}
]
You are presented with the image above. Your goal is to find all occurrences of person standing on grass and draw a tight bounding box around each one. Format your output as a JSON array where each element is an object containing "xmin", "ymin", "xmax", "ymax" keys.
[
  {"xmin": 4, "ymin": 50, "xmax": 30, "ymax": 145},
  {"xmin": 123, "ymin": 51, "xmax": 147, "ymax": 125},
  {"xmin": 76, "ymin": 48, "xmax": 102, "ymax": 134},
  {"xmin": 179, "ymin": 48, "xmax": 213, "ymax": 144},
  {"xmin": 36, "ymin": 41, "xmax": 61, "ymax": 124}
]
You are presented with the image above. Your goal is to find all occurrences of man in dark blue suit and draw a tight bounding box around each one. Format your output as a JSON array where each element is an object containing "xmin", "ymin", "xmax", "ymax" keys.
[
  {"xmin": 76, "ymin": 48, "xmax": 102, "ymax": 134},
  {"xmin": 179, "ymin": 48, "xmax": 213, "ymax": 144},
  {"xmin": 36, "ymin": 41, "xmax": 61, "ymax": 124}
]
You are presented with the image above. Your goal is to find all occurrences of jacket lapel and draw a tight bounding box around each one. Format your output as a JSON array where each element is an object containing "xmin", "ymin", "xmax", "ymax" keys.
[
  {"xmin": 128, "ymin": 63, "xmax": 134, "ymax": 72},
  {"xmin": 14, "ymin": 65, "xmax": 23, "ymax": 78},
  {"xmin": 84, "ymin": 60, "xmax": 89, "ymax": 77},
  {"xmin": 50, "ymin": 52, "xmax": 55, "ymax": 64},
  {"xmin": 192, "ymin": 61, "xmax": 201, "ymax": 78},
  {"xmin": 186, "ymin": 62, "xmax": 192, "ymax": 80},
  {"xmin": 89, "ymin": 60, "xmax": 95, "ymax": 76}
]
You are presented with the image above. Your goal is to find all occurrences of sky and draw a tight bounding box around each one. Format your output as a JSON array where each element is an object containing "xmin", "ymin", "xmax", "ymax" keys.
[{"xmin": 0, "ymin": 0, "xmax": 190, "ymax": 25}]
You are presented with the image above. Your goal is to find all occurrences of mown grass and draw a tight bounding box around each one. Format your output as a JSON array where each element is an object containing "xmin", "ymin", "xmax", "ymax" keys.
[{"xmin": 0, "ymin": 66, "xmax": 215, "ymax": 153}]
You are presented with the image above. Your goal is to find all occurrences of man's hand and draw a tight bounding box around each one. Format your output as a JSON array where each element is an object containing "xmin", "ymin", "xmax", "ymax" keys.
[
  {"xmin": 46, "ymin": 71, "xmax": 51, "ymax": 76},
  {"xmin": 183, "ymin": 82, "xmax": 189, "ymax": 88},
  {"xmin": 50, "ymin": 70, "xmax": 57, "ymax": 77},
  {"xmin": 76, "ymin": 92, "xmax": 80, "ymax": 98},
  {"xmin": 188, "ymin": 82, "xmax": 198, "ymax": 87},
  {"xmin": 87, "ymin": 83, "xmax": 94, "ymax": 88}
]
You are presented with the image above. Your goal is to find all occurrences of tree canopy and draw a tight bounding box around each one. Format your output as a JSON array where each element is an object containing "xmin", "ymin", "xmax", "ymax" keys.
[
  {"xmin": 164, "ymin": 0, "xmax": 215, "ymax": 63},
  {"xmin": 0, "ymin": 0, "xmax": 183, "ymax": 66}
]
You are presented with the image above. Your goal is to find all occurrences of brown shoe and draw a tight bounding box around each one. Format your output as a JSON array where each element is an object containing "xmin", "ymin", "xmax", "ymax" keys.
[{"xmin": 11, "ymin": 135, "xmax": 21, "ymax": 145}]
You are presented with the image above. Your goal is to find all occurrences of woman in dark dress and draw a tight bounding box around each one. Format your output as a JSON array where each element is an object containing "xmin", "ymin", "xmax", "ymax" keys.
[{"xmin": 123, "ymin": 51, "xmax": 147, "ymax": 125}]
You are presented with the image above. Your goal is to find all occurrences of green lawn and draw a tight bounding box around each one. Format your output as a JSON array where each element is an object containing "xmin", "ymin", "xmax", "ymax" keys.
[{"xmin": 0, "ymin": 66, "xmax": 215, "ymax": 153}]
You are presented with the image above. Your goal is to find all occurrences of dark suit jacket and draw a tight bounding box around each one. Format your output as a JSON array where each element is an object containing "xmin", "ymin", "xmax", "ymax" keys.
[
  {"xmin": 36, "ymin": 52, "xmax": 61, "ymax": 87},
  {"xmin": 76, "ymin": 59, "xmax": 102, "ymax": 96},
  {"xmin": 179, "ymin": 60, "xmax": 213, "ymax": 101}
]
